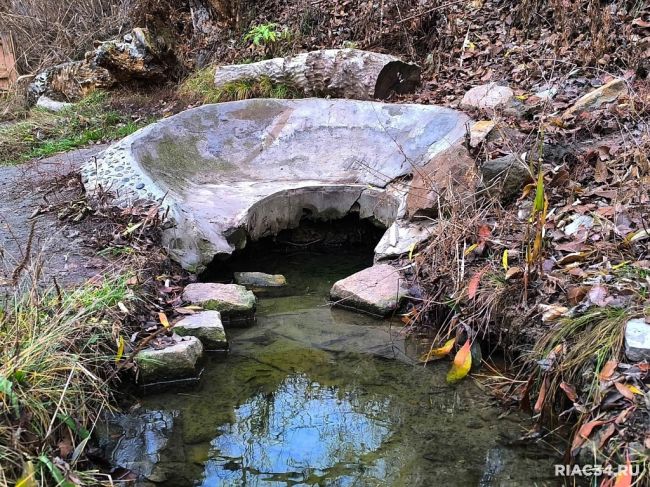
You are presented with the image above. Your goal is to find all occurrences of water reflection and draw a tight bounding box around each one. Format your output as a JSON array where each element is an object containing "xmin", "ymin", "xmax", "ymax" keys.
[{"xmin": 202, "ymin": 374, "xmax": 390, "ymax": 486}]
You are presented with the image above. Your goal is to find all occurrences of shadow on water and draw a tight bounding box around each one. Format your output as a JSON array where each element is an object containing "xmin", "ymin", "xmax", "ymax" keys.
[{"xmin": 101, "ymin": 216, "xmax": 563, "ymax": 486}]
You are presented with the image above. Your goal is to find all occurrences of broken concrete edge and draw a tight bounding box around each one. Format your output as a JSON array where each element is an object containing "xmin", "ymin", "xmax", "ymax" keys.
[{"xmin": 80, "ymin": 99, "xmax": 471, "ymax": 272}]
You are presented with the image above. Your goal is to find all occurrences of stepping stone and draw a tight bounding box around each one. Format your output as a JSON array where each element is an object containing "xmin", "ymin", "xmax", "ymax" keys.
[
  {"xmin": 234, "ymin": 272, "xmax": 286, "ymax": 288},
  {"xmin": 182, "ymin": 282, "xmax": 256, "ymax": 325},
  {"xmin": 330, "ymin": 264, "xmax": 407, "ymax": 316},
  {"xmin": 174, "ymin": 310, "xmax": 227, "ymax": 350},
  {"xmin": 135, "ymin": 336, "xmax": 203, "ymax": 384}
]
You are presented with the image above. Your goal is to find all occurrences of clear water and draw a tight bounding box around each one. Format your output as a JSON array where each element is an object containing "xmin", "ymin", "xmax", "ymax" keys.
[{"xmin": 113, "ymin": 250, "xmax": 561, "ymax": 486}]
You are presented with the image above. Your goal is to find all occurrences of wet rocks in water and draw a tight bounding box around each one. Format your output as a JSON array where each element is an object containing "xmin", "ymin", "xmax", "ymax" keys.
[
  {"xmin": 182, "ymin": 282, "xmax": 256, "ymax": 325},
  {"xmin": 330, "ymin": 264, "xmax": 407, "ymax": 316},
  {"xmin": 234, "ymin": 272, "xmax": 287, "ymax": 288},
  {"xmin": 174, "ymin": 311, "xmax": 227, "ymax": 350},
  {"xmin": 135, "ymin": 336, "xmax": 203, "ymax": 384},
  {"xmin": 624, "ymin": 318, "xmax": 650, "ymax": 362}
]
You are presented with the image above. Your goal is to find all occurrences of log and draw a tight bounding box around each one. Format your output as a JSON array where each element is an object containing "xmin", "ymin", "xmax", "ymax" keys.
[{"xmin": 214, "ymin": 49, "xmax": 420, "ymax": 100}]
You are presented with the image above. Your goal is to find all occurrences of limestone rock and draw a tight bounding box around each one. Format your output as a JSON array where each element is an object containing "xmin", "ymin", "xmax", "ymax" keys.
[
  {"xmin": 480, "ymin": 154, "xmax": 532, "ymax": 202},
  {"xmin": 330, "ymin": 264, "xmax": 407, "ymax": 316},
  {"xmin": 36, "ymin": 95, "xmax": 72, "ymax": 112},
  {"xmin": 625, "ymin": 318, "xmax": 650, "ymax": 362},
  {"xmin": 469, "ymin": 120, "xmax": 496, "ymax": 148},
  {"xmin": 214, "ymin": 49, "xmax": 421, "ymax": 100},
  {"xmin": 405, "ymin": 142, "xmax": 477, "ymax": 218},
  {"xmin": 135, "ymin": 336, "xmax": 203, "ymax": 383},
  {"xmin": 80, "ymin": 98, "xmax": 469, "ymax": 271},
  {"xmin": 94, "ymin": 28, "xmax": 174, "ymax": 79},
  {"xmin": 234, "ymin": 272, "xmax": 287, "ymax": 288},
  {"xmin": 374, "ymin": 221, "xmax": 435, "ymax": 260},
  {"xmin": 563, "ymin": 79, "xmax": 628, "ymax": 119},
  {"xmin": 174, "ymin": 310, "xmax": 227, "ymax": 350},
  {"xmin": 182, "ymin": 283, "xmax": 256, "ymax": 324},
  {"xmin": 461, "ymin": 83, "xmax": 515, "ymax": 112}
]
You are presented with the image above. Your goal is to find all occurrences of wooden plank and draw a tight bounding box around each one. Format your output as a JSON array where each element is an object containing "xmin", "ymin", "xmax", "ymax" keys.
[{"xmin": 0, "ymin": 32, "xmax": 17, "ymax": 92}]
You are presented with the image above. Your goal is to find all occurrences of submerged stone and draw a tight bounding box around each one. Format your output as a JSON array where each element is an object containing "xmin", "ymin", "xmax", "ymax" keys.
[
  {"xmin": 625, "ymin": 318, "xmax": 650, "ymax": 362},
  {"xmin": 330, "ymin": 264, "xmax": 407, "ymax": 316},
  {"xmin": 174, "ymin": 310, "xmax": 227, "ymax": 350},
  {"xmin": 80, "ymin": 98, "xmax": 469, "ymax": 271},
  {"xmin": 135, "ymin": 336, "xmax": 203, "ymax": 384},
  {"xmin": 234, "ymin": 272, "xmax": 287, "ymax": 288},
  {"xmin": 182, "ymin": 283, "xmax": 256, "ymax": 325}
]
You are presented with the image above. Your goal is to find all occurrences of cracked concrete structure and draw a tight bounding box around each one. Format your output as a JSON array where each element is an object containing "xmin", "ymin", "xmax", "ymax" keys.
[{"xmin": 81, "ymin": 98, "xmax": 469, "ymax": 271}]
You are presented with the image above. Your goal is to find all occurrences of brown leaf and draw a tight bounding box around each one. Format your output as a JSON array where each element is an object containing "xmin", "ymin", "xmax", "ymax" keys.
[
  {"xmin": 560, "ymin": 381, "xmax": 578, "ymax": 402},
  {"xmin": 614, "ymin": 382, "xmax": 636, "ymax": 401},
  {"xmin": 588, "ymin": 285, "xmax": 609, "ymax": 306},
  {"xmin": 534, "ymin": 376, "xmax": 549, "ymax": 413},
  {"xmin": 599, "ymin": 360, "xmax": 618, "ymax": 381},
  {"xmin": 505, "ymin": 266, "xmax": 523, "ymax": 280},
  {"xmin": 467, "ymin": 267, "xmax": 487, "ymax": 299},
  {"xmin": 571, "ymin": 420, "xmax": 607, "ymax": 455},
  {"xmin": 567, "ymin": 286, "xmax": 588, "ymax": 305},
  {"xmin": 594, "ymin": 159, "xmax": 608, "ymax": 183},
  {"xmin": 597, "ymin": 423, "xmax": 616, "ymax": 449}
]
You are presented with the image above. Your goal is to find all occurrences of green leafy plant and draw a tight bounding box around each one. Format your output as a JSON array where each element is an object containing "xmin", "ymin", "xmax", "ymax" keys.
[{"xmin": 244, "ymin": 23, "xmax": 291, "ymax": 57}]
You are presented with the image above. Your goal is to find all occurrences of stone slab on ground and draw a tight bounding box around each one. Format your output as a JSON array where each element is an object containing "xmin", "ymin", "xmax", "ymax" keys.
[
  {"xmin": 461, "ymin": 83, "xmax": 515, "ymax": 112},
  {"xmin": 135, "ymin": 336, "xmax": 203, "ymax": 384},
  {"xmin": 330, "ymin": 264, "xmax": 407, "ymax": 316},
  {"xmin": 182, "ymin": 282, "xmax": 256, "ymax": 325},
  {"xmin": 625, "ymin": 318, "xmax": 650, "ymax": 363},
  {"xmin": 374, "ymin": 221, "xmax": 435, "ymax": 260},
  {"xmin": 174, "ymin": 310, "xmax": 227, "ymax": 350},
  {"xmin": 80, "ymin": 98, "xmax": 470, "ymax": 271},
  {"xmin": 234, "ymin": 272, "xmax": 287, "ymax": 288},
  {"xmin": 563, "ymin": 78, "xmax": 627, "ymax": 119}
]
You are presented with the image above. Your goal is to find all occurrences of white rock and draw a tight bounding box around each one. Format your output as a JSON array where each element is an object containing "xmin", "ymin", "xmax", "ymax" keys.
[
  {"xmin": 374, "ymin": 221, "xmax": 435, "ymax": 260},
  {"xmin": 36, "ymin": 95, "xmax": 72, "ymax": 113},
  {"xmin": 461, "ymin": 83, "xmax": 515, "ymax": 111},
  {"xmin": 625, "ymin": 318, "xmax": 650, "ymax": 362}
]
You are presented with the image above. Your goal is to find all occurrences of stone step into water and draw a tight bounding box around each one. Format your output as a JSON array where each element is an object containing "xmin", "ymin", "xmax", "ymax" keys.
[
  {"xmin": 174, "ymin": 310, "xmax": 228, "ymax": 351},
  {"xmin": 330, "ymin": 264, "xmax": 407, "ymax": 316},
  {"xmin": 182, "ymin": 282, "xmax": 256, "ymax": 326},
  {"xmin": 135, "ymin": 336, "xmax": 203, "ymax": 385}
]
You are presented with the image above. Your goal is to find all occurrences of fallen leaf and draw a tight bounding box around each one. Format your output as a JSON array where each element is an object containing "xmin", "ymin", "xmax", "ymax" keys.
[
  {"xmin": 571, "ymin": 420, "xmax": 607, "ymax": 455},
  {"xmin": 115, "ymin": 336, "xmax": 124, "ymax": 363},
  {"xmin": 599, "ymin": 360, "xmax": 618, "ymax": 381},
  {"xmin": 589, "ymin": 285, "xmax": 609, "ymax": 306},
  {"xmin": 567, "ymin": 286, "xmax": 588, "ymax": 305},
  {"xmin": 560, "ymin": 381, "xmax": 577, "ymax": 402},
  {"xmin": 446, "ymin": 340, "xmax": 472, "ymax": 384},
  {"xmin": 597, "ymin": 423, "xmax": 616, "ymax": 449},
  {"xmin": 419, "ymin": 338, "xmax": 455, "ymax": 363},
  {"xmin": 539, "ymin": 304, "xmax": 569, "ymax": 322},
  {"xmin": 534, "ymin": 376, "xmax": 549, "ymax": 413},
  {"xmin": 614, "ymin": 382, "xmax": 636, "ymax": 401},
  {"xmin": 467, "ymin": 268, "xmax": 487, "ymax": 299},
  {"xmin": 505, "ymin": 266, "xmax": 523, "ymax": 280},
  {"xmin": 614, "ymin": 453, "xmax": 632, "ymax": 487},
  {"xmin": 159, "ymin": 312, "xmax": 170, "ymax": 328}
]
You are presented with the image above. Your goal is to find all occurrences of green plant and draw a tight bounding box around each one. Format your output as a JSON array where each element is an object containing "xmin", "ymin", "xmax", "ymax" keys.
[{"xmin": 244, "ymin": 23, "xmax": 291, "ymax": 57}]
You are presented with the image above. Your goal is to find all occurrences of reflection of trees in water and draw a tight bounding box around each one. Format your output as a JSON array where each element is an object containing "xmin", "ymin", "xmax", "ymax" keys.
[{"xmin": 202, "ymin": 373, "xmax": 392, "ymax": 485}]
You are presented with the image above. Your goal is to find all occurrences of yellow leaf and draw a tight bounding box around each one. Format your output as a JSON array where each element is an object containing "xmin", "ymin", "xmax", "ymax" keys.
[
  {"xmin": 502, "ymin": 249, "xmax": 509, "ymax": 270},
  {"xmin": 419, "ymin": 338, "xmax": 455, "ymax": 363},
  {"xmin": 159, "ymin": 312, "xmax": 170, "ymax": 328},
  {"xmin": 115, "ymin": 336, "xmax": 124, "ymax": 363},
  {"xmin": 446, "ymin": 340, "xmax": 472, "ymax": 383},
  {"xmin": 628, "ymin": 385, "xmax": 643, "ymax": 395},
  {"xmin": 464, "ymin": 243, "xmax": 478, "ymax": 255},
  {"xmin": 16, "ymin": 461, "xmax": 36, "ymax": 487},
  {"xmin": 408, "ymin": 243, "xmax": 416, "ymax": 261}
]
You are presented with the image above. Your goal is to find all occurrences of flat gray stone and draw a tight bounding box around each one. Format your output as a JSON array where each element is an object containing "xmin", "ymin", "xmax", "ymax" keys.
[
  {"xmin": 80, "ymin": 98, "xmax": 469, "ymax": 271},
  {"xmin": 182, "ymin": 283, "xmax": 256, "ymax": 325},
  {"xmin": 174, "ymin": 311, "xmax": 227, "ymax": 350},
  {"xmin": 36, "ymin": 95, "xmax": 72, "ymax": 112},
  {"xmin": 135, "ymin": 336, "xmax": 203, "ymax": 383},
  {"xmin": 625, "ymin": 318, "xmax": 650, "ymax": 362},
  {"xmin": 234, "ymin": 272, "xmax": 286, "ymax": 288},
  {"xmin": 480, "ymin": 154, "xmax": 531, "ymax": 202},
  {"xmin": 374, "ymin": 221, "xmax": 435, "ymax": 260},
  {"xmin": 330, "ymin": 264, "xmax": 407, "ymax": 316},
  {"xmin": 461, "ymin": 83, "xmax": 515, "ymax": 111}
]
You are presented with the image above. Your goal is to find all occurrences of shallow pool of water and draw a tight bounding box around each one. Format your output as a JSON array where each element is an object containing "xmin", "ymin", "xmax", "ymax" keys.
[{"xmin": 109, "ymin": 250, "xmax": 561, "ymax": 486}]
